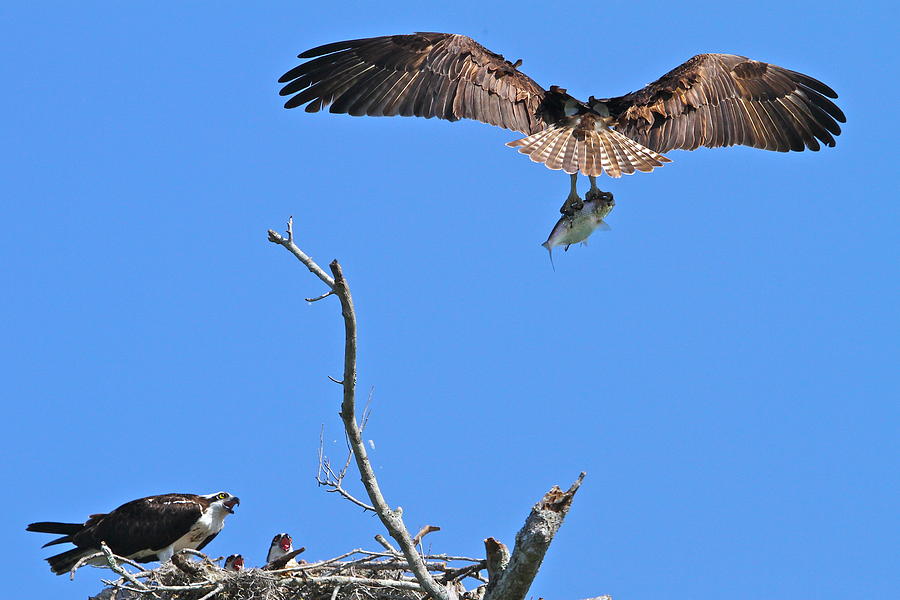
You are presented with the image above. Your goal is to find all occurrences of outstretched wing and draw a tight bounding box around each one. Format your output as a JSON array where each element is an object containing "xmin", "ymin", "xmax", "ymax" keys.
[
  {"xmin": 278, "ymin": 33, "xmax": 547, "ymax": 135},
  {"xmin": 605, "ymin": 54, "xmax": 845, "ymax": 153}
]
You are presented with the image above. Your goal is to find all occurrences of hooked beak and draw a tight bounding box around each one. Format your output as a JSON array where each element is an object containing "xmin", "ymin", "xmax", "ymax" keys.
[{"xmin": 224, "ymin": 497, "xmax": 240, "ymax": 513}]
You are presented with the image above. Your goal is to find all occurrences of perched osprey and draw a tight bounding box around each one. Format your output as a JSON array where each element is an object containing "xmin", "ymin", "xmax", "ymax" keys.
[
  {"xmin": 264, "ymin": 532, "xmax": 303, "ymax": 570},
  {"xmin": 279, "ymin": 33, "xmax": 845, "ymax": 215},
  {"xmin": 224, "ymin": 554, "xmax": 244, "ymax": 571},
  {"xmin": 27, "ymin": 491, "xmax": 240, "ymax": 575}
]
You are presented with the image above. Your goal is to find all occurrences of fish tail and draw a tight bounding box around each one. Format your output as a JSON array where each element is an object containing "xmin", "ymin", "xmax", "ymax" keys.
[{"xmin": 541, "ymin": 242, "xmax": 556, "ymax": 271}]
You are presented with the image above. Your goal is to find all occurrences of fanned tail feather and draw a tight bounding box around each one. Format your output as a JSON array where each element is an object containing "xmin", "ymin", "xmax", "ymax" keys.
[{"xmin": 507, "ymin": 126, "xmax": 670, "ymax": 177}]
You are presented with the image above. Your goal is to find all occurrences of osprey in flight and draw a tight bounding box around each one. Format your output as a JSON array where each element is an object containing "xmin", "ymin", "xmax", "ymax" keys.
[
  {"xmin": 27, "ymin": 491, "xmax": 240, "ymax": 575},
  {"xmin": 278, "ymin": 32, "xmax": 844, "ymax": 215}
]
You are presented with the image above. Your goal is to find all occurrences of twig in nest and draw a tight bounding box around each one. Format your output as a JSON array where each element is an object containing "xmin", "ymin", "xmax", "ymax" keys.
[
  {"xmin": 308, "ymin": 575, "xmax": 424, "ymax": 590},
  {"xmin": 70, "ymin": 550, "xmax": 103, "ymax": 580},
  {"xmin": 172, "ymin": 551, "xmax": 203, "ymax": 575},
  {"xmin": 99, "ymin": 543, "xmax": 149, "ymax": 592},
  {"xmin": 441, "ymin": 561, "xmax": 488, "ymax": 584},
  {"xmin": 195, "ymin": 584, "xmax": 224, "ymax": 600}
]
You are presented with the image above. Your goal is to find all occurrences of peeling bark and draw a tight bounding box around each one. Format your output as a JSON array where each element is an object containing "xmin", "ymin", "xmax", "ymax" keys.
[{"xmin": 483, "ymin": 473, "xmax": 586, "ymax": 600}]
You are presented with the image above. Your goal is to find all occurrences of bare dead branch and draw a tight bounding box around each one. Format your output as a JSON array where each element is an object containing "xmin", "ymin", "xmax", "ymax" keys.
[
  {"xmin": 360, "ymin": 387, "xmax": 374, "ymax": 433},
  {"xmin": 374, "ymin": 535, "xmax": 399, "ymax": 554},
  {"xmin": 70, "ymin": 550, "xmax": 104, "ymax": 579},
  {"xmin": 291, "ymin": 548, "xmax": 367, "ymax": 571},
  {"xmin": 408, "ymin": 554, "xmax": 483, "ymax": 563},
  {"xmin": 99, "ymin": 543, "xmax": 150, "ymax": 592},
  {"xmin": 317, "ymin": 432, "xmax": 377, "ymax": 512},
  {"xmin": 441, "ymin": 561, "xmax": 488, "ymax": 584},
  {"xmin": 84, "ymin": 545, "xmax": 500, "ymax": 600},
  {"xmin": 269, "ymin": 223, "xmax": 451, "ymax": 600},
  {"xmin": 320, "ymin": 474, "xmax": 377, "ymax": 511},
  {"xmin": 413, "ymin": 525, "xmax": 442, "ymax": 546},
  {"xmin": 176, "ymin": 548, "xmax": 219, "ymax": 561},
  {"xmin": 267, "ymin": 221, "xmax": 334, "ymax": 288},
  {"xmin": 195, "ymin": 584, "xmax": 224, "ymax": 600},
  {"xmin": 483, "ymin": 472, "xmax": 586, "ymax": 600},
  {"xmin": 171, "ymin": 551, "xmax": 203, "ymax": 576},
  {"xmin": 307, "ymin": 290, "xmax": 335, "ymax": 302},
  {"xmin": 483, "ymin": 538, "xmax": 510, "ymax": 593},
  {"xmin": 312, "ymin": 575, "xmax": 424, "ymax": 591},
  {"xmin": 338, "ymin": 430, "xmax": 355, "ymax": 479},
  {"xmin": 328, "ymin": 258, "xmax": 450, "ymax": 600},
  {"xmin": 101, "ymin": 581, "xmax": 213, "ymax": 594}
]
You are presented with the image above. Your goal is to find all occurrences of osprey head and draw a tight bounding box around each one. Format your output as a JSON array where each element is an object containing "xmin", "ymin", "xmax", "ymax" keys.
[
  {"xmin": 204, "ymin": 491, "xmax": 240, "ymax": 514},
  {"xmin": 271, "ymin": 533, "xmax": 293, "ymax": 554},
  {"xmin": 224, "ymin": 554, "xmax": 244, "ymax": 571}
]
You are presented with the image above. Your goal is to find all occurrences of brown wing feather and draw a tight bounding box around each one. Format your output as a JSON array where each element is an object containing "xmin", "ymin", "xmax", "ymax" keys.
[
  {"xmin": 605, "ymin": 54, "xmax": 845, "ymax": 153},
  {"xmin": 278, "ymin": 33, "xmax": 547, "ymax": 134},
  {"xmin": 76, "ymin": 494, "xmax": 205, "ymax": 558}
]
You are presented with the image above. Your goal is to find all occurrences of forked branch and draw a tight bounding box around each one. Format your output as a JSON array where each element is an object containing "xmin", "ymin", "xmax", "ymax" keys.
[
  {"xmin": 268, "ymin": 218, "xmax": 593, "ymax": 600},
  {"xmin": 268, "ymin": 219, "xmax": 451, "ymax": 600}
]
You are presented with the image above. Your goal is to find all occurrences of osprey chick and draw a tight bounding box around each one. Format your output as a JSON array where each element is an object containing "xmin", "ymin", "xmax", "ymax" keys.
[
  {"xmin": 224, "ymin": 553, "xmax": 244, "ymax": 571},
  {"xmin": 264, "ymin": 532, "xmax": 304, "ymax": 571}
]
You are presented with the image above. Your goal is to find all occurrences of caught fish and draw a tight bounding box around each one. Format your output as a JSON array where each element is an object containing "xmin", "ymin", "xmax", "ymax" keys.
[{"xmin": 542, "ymin": 192, "xmax": 615, "ymax": 268}]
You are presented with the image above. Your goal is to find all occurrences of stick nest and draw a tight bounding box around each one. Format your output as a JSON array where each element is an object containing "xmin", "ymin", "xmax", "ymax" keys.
[{"xmin": 86, "ymin": 548, "xmax": 485, "ymax": 600}]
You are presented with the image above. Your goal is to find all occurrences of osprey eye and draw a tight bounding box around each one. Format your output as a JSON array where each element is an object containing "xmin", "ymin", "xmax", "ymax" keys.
[{"xmin": 218, "ymin": 493, "xmax": 227, "ymax": 499}]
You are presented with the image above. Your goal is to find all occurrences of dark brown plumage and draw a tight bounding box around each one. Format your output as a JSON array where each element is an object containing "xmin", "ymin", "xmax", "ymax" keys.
[
  {"xmin": 278, "ymin": 33, "xmax": 844, "ymax": 212},
  {"xmin": 603, "ymin": 53, "xmax": 844, "ymax": 154},
  {"xmin": 27, "ymin": 492, "xmax": 239, "ymax": 575},
  {"xmin": 279, "ymin": 33, "xmax": 545, "ymax": 134}
]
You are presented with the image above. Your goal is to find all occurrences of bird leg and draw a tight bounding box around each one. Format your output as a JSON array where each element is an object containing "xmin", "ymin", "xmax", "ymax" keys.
[
  {"xmin": 559, "ymin": 173, "xmax": 584, "ymax": 216},
  {"xmin": 585, "ymin": 176, "xmax": 613, "ymax": 202}
]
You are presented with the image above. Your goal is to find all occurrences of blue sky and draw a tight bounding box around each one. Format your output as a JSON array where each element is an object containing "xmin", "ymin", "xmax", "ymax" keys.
[{"xmin": 1, "ymin": 2, "xmax": 897, "ymax": 599}]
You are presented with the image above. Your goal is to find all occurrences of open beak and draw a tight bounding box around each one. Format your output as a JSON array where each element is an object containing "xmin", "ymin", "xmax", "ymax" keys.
[{"xmin": 224, "ymin": 497, "xmax": 240, "ymax": 513}]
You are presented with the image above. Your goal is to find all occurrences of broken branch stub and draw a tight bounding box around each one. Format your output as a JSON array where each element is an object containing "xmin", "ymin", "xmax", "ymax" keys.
[{"xmin": 483, "ymin": 472, "xmax": 586, "ymax": 600}]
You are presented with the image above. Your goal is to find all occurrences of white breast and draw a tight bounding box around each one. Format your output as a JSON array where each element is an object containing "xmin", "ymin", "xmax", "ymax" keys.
[{"xmin": 155, "ymin": 504, "xmax": 228, "ymax": 562}]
